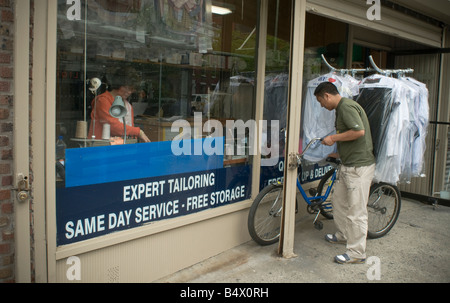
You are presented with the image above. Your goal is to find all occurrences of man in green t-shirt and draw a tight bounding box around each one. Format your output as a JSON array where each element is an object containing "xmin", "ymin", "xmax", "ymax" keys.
[{"xmin": 314, "ymin": 82, "xmax": 375, "ymax": 264}]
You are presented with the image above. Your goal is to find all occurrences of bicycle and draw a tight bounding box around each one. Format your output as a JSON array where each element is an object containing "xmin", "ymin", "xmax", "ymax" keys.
[{"xmin": 248, "ymin": 137, "xmax": 401, "ymax": 246}]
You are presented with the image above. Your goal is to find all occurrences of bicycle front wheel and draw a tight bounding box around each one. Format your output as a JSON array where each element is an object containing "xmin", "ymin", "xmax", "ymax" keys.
[
  {"xmin": 248, "ymin": 184, "xmax": 284, "ymax": 246},
  {"xmin": 367, "ymin": 182, "xmax": 401, "ymax": 239}
]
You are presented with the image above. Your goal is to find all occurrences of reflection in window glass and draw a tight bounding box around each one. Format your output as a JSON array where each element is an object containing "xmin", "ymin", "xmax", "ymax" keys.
[
  {"xmin": 260, "ymin": 0, "xmax": 292, "ymax": 189},
  {"xmin": 55, "ymin": 0, "xmax": 258, "ymax": 245},
  {"xmin": 304, "ymin": 13, "xmax": 348, "ymax": 82},
  {"xmin": 57, "ymin": 0, "xmax": 258, "ymax": 148}
]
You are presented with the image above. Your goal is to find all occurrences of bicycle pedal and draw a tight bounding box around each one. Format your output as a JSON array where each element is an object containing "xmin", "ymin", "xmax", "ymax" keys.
[{"xmin": 314, "ymin": 221, "xmax": 323, "ymax": 230}]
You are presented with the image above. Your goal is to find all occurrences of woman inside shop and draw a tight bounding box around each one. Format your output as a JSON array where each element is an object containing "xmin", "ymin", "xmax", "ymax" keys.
[{"xmin": 88, "ymin": 67, "xmax": 151, "ymax": 143}]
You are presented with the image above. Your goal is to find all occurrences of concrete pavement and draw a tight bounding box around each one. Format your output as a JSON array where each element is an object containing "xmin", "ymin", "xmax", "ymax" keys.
[{"xmin": 156, "ymin": 197, "xmax": 450, "ymax": 283}]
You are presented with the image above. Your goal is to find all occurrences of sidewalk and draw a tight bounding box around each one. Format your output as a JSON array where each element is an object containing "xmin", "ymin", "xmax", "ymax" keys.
[{"xmin": 156, "ymin": 198, "xmax": 450, "ymax": 283}]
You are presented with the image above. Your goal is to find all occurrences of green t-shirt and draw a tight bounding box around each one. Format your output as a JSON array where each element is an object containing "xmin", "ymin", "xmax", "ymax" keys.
[{"xmin": 335, "ymin": 97, "xmax": 375, "ymax": 167}]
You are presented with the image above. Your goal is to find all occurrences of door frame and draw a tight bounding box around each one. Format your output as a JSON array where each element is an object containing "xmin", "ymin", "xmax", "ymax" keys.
[{"xmin": 13, "ymin": 0, "xmax": 31, "ymax": 283}]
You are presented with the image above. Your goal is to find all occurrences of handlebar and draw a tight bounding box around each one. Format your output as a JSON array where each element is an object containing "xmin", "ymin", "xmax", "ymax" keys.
[
  {"xmin": 299, "ymin": 137, "xmax": 323, "ymax": 157},
  {"xmin": 295, "ymin": 137, "xmax": 341, "ymax": 166},
  {"xmin": 282, "ymin": 128, "xmax": 341, "ymax": 167},
  {"xmin": 292, "ymin": 137, "xmax": 323, "ymax": 166}
]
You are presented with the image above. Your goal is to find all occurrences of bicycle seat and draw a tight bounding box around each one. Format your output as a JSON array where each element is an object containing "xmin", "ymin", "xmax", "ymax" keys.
[{"xmin": 326, "ymin": 157, "xmax": 341, "ymax": 165}]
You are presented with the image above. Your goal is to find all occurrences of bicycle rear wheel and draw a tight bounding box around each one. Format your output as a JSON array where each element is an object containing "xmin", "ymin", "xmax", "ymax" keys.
[
  {"xmin": 367, "ymin": 182, "xmax": 401, "ymax": 239},
  {"xmin": 248, "ymin": 184, "xmax": 284, "ymax": 245}
]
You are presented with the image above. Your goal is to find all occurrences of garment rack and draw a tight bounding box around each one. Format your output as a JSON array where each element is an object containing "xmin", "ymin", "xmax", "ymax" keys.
[
  {"xmin": 368, "ymin": 55, "xmax": 414, "ymax": 77},
  {"xmin": 321, "ymin": 54, "xmax": 414, "ymax": 77},
  {"xmin": 321, "ymin": 54, "xmax": 373, "ymax": 76}
]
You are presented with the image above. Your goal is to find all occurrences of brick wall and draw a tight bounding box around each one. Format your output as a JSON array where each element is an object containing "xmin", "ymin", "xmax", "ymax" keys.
[{"xmin": 0, "ymin": 0, "xmax": 14, "ymax": 283}]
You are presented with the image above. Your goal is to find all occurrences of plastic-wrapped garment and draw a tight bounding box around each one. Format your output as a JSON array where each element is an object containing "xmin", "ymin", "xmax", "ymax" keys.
[
  {"xmin": 356, "ymin": 75, "xmax": 398, "ymax": 158},
  {"xmin": 377, "ymin": 83, "xmax": 411, "ymax": 184},
  {"xmin": 404, "ymin": 77, "xmax": 429, "ymax": 177},
  {"xmin": 398, "ymin": 77, "xmax": 422, "ymax": 182},
  {"xmin": 357, "ymin": 74, "xmax": 429, "ymax": 185},
  {"xmin": 302, "ymin": 73, "xmax": 359, "ymax": 162},
  {"xmin": 356, "ymin": 74, "xmax": 403, "ymax": 184}
]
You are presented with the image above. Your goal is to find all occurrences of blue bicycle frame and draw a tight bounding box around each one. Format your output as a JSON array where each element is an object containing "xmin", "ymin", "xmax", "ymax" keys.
[
  {"xmin": 294, "ymin": 137, "xmax": 337, "ymax": 211},
  {"xmin": 296, "ymin": 172, "xmax": 336, "ymax": 210}
]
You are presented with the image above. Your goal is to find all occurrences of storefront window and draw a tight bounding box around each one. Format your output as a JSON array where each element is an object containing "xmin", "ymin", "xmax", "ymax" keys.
[
  {"xmin": 259, "ymin": 0, "xmax": 292, "ymax": 189},
  {"xmin": 55, "ymin": 0, "xmax": 259, "ymax": 246}
]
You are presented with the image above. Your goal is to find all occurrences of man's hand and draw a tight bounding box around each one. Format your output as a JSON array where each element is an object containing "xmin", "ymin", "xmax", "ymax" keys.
[
  {"xmin": 322, "ymin": 135, "xmax": 335, "ymax": 146},
  {"xmin": 322, "ymin": 129, "xmax": 365, "ymax": 146}
]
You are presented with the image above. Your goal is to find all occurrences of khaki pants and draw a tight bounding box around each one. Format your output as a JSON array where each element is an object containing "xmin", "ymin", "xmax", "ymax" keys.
[{"xmin": 332, "ymin": 163, "xmax": 376, "ymax": 259}]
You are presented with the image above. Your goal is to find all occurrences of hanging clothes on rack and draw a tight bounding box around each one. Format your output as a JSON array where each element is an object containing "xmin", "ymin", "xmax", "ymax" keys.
[
  {"xmin": 357, "ymin": 74, "xmax": 407, "ymax": 185},
  {"xmin": 396, "ymin": 76, "xmax": 422, "ymax": 181},
  {"xmin": 356, "ymin": 74, "xmax": 429, "ymax": 185},
  {"xmin": 402, "ymin": 77, "xmax": 429, "ymax": 177},
  {"xmin": 310, "ymin": 55, "xmax": 428, "ymax": 185},
  {"xmin": 302, "ymin": 72, "xmax": 359, "ymax": 162},
  {"xmin": 356, "ymin": 74, "xmax": 400, "ymax": 159}
]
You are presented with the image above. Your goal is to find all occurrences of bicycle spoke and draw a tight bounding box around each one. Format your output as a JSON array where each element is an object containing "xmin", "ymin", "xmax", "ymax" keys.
[
  {"xmin": 252, "ymin": 187, "xmax": 283, "ymax": 242},
  {"xmin": 367, "ymin": 185, "xmax": 399, "ymax": 236}
]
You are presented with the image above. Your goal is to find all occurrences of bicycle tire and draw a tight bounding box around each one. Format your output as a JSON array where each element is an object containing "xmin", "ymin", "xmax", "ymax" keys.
[
  {"xmin": 367, "ymin": 182, "xmax": 401, "ymax": 239},
  {"xmin": 316, "ymin": 169, "xmax": 335, "ymax": 220},
  {"xmin": 317, "ymin": 170, "xmax": 400, "ymax": 238},
  {"xmin": 248, "ymin": 183, "xmax": 284, "ymax": 245}
]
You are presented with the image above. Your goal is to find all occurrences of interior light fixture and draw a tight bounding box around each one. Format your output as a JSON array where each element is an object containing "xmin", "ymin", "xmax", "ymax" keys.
[
  {"xmin": 212, "ymin": 5, "xmax": 232, "ymax": 15},
  {"xmin": 109, "ymin": 96, "xmax": 128, "ymax": 144}
]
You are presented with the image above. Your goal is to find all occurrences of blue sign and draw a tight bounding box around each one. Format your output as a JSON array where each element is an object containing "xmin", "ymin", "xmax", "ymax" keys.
[
  {"xmin": 65, "ymin": 138, "xmax": 224, "ymax": 187},
  {"xmin": 56, "ymin": 165, "xmax": 252, "ymax": 246},
  {"xmin": 259, "ymin": 157, "xmax": 333, "ymax": 189},
  {"xmin": 298, "ymin": 162, "xmax": 334, "ymax": 184},
  {"xmin": 56, "ymin": 137, "xmax": 254, "ymax": 246}
]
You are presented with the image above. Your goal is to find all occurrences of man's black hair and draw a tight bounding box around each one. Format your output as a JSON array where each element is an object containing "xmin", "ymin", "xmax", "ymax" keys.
[{"xmin": 314, "ymin": 81, "xmax": 339, "ymax": 97}]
